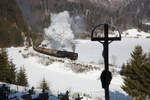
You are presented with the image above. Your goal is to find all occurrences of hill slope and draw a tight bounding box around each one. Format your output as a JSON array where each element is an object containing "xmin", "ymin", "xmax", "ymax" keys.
[
  {"xmin": 0, "ymin": 0, "xmax": 37, "ymax": 47},
  {"xmin": 16, "ymin": 0, "xmax": 150, "ymax": 33}
]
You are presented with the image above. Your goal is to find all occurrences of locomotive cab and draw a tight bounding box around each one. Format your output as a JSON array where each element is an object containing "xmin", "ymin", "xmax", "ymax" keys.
[
  {"xmin": 57, "ymin": 51, "xmax": 78, "ymax": 60},
  {"xmin": 71, "ymin": 53, "xmax": 78, "ymax": 60}
]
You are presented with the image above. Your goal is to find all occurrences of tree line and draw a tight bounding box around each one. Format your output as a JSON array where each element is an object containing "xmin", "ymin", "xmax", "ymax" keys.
[
  {"xmin": 3, "ymin": 0, "xmax": 149, "ymax": 45},
  {"xmin": 0, "ymin": 48, "xmax": 50, "ymax": 90},
  {"xmin": 16, "ymin": 0, "xmax": 150, "ymax": 33},
  {"xmin": 0, "ymin": 48, "xmax": 28, "ymax": 86}
]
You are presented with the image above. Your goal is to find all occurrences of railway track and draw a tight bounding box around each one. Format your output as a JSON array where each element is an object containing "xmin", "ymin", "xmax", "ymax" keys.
[
  {"xmin": 30, "ymin": 49, "xmax": 101, "ymax": 73},
  {"xmin": 31, "ymin": 42, "xmax": 120, "ymax": 74}
]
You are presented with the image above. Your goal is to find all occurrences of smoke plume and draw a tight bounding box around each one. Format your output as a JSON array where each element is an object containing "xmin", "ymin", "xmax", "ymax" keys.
[{"xmin": 44, "ymin": 11, "xmax": 74, "ymax": 51}]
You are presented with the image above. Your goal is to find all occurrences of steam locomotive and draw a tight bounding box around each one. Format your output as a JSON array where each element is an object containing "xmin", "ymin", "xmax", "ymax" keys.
[{"xmin": 33, "ymin": 46, "xmax": 78, "ymax": 60}]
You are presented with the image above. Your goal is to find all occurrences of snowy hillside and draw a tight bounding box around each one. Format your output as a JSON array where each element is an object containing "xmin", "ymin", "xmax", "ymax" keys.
[
  {"xmin": 6, "ymin": 11, "xmax": 150, "ymax": 100},
  {"xmin": 7, "ymin": 35, "xmax": 150, "ymax": 100},
  {"xmin": 2, "ymin": 0, "xmax": 150, "ymax": 98},
  {"xmin": 7, "ymin": 45, "xmax": 128, "ymax": 100}
]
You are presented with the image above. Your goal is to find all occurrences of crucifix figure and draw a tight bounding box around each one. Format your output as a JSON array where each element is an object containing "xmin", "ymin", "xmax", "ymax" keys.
[{"xmin": 91, "ymin": 24, "xmax": 121, "ymax": 100}]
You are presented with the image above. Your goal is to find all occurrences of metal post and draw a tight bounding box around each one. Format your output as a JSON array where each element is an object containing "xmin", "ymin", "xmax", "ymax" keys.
[{"xmin": 103, "ymin": 24, "xmax": 109, "ymax": 100}]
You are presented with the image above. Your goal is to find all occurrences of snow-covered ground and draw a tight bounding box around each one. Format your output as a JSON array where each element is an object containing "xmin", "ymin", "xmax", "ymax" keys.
[
  {"xmin": 7, "ymin": 36, "xmax": 150, "ymax": 100},
  {"xmin": 0, "ymin": 82, "xmax": 59, "ymax": 100},
  {"xmin": 76, "ymin": 38, "xmax": 150, "ymax": 67},
  {"xmin": 122, "ymin": 29, "xmax": 150, "ymax": 38},
  {"xmin": 6, "ymin": 47, "xmax": 125, "ymax": 100}
]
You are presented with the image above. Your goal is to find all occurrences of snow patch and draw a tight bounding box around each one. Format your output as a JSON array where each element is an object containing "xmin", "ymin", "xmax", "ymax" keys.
[
  {"xmin": 122, "ymin": 29, "xmax": 150, "ymax": 38},
  {"xmin": 145, "ymin": 23, "xmax": 150, "ymax": 25}
]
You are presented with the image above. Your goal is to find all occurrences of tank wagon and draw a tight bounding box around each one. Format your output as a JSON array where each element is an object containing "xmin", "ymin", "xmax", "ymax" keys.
[{"xmin": 33, "ymin": 46, "xmax": 78, "ymax": 60}]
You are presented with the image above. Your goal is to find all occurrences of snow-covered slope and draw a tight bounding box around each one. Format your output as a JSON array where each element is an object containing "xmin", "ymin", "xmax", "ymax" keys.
[
  {"xmin": 5, "ymin": 23, "xmax": 150, "ymax": 99},
  {"xmin": 7, "ymin": 46, "xmax": 131, "ymax": 100},
  {"xmin": 7, "ymin": 35, "xmax": 150, "ymax": 99}
]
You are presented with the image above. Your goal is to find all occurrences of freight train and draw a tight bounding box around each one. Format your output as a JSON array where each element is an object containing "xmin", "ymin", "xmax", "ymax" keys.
[{"xmin": 33, "ymin": 46, "xmax": 78, "ymax": 60}]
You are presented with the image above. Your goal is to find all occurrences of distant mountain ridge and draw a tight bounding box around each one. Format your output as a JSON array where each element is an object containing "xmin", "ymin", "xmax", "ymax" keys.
[{"xmin": 16, "ymin": 0, "xmax": 150, "ymax": 32}]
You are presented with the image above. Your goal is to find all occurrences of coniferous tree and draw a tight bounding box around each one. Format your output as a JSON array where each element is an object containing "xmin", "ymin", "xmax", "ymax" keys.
[
  {"xmin": 40, "ymin": 78, "xmax": 49, "ymax": 90},
  {"xmin": 16, "ymin": 67, "xmax": 28, "ymax": 86},
  {"xmin": 0, "ymin": 48, "xmax": 16, "ymax": 84},
  {"xmin": 0, "ymin": 48, "xmax": 9, "ymax": 82},
  {"xmin": 7, "ymin": 61, "xmax": 16, "ymax": 84},
  {"xmin": 120, "ymin": 46, "xmax": 150, "ymax": 100}
]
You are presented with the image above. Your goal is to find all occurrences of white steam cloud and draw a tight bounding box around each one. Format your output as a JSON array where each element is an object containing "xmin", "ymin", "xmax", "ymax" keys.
[{"xmin": 44, "ymin": 11, "xmax": 74, "ymax": 51}]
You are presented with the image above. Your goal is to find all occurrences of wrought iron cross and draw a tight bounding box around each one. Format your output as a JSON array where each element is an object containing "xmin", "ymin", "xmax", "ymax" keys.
[{"xmin": 91, "ymin": 24, "xmax": 121, "ymax": 100}]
